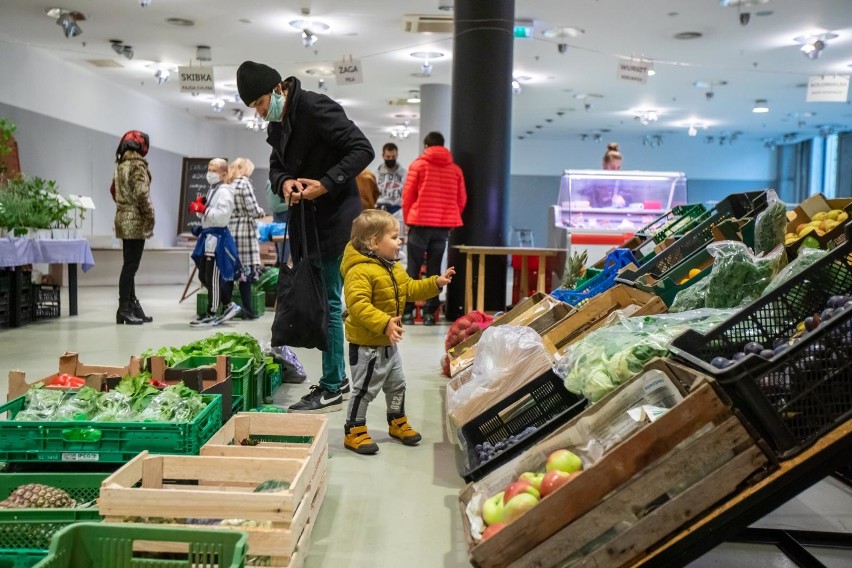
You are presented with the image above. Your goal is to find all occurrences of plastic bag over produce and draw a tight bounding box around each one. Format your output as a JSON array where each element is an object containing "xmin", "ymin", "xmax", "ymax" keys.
[
  {"xmin": 670, "ymin": 240, "xmax": 786, "ymax": 312},
  {"xmin": 555, "ymin": 308, "xmax": 736, "ymax": 402},
  {"xmin": 754, "ymin": 189, "xmax": 788, "ymax": 255},
  {"xmin": 446, "ymin": 325, "xmax": 553, "ymax": 431},
  {"xmin": 761, "ymin": 247, "xmax": 828, "ymax": 296}
]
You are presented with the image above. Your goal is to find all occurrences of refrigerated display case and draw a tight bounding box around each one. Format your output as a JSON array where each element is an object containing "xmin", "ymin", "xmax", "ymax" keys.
[{"xmin": 548, "ymin": 169, "xmax": 688, "ymax": 264}]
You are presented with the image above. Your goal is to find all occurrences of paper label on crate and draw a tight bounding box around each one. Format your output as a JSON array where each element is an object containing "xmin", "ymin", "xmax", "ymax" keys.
[
  {"xmin": 626, "ymin": 404, "xmax": 669, "ymax": 423},
  {"xmin": 62, "ymin": 452, "xmax": 99, "ymax": 462}
]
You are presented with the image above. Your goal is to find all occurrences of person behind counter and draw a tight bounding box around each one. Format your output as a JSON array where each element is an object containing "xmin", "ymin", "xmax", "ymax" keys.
[{"xmin": 585, "ymin": 143, "xmax": 627, "ymax": 208}]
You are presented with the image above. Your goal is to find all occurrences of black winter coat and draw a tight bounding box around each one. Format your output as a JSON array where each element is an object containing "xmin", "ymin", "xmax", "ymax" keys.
[{"xmin": 267, "ymin": 77, "xmax": 374, "ymax": 261}]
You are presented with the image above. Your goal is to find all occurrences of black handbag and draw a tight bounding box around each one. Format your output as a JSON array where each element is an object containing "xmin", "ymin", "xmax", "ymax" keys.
[{"xmin": 271, "ymin": 202, "xmax": 328, "ymax": 350}]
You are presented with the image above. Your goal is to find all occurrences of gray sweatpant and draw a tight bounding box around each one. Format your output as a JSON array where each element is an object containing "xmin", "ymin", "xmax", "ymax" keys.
[{"xmin": 346, "ymin": 343, "xmax": 406, "ymax": 426}]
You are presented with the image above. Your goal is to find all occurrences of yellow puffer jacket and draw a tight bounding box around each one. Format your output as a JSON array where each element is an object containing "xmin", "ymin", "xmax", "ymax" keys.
[{"xmin": 341, "ymin": 242, "xmax": 440, "ymax": 346}]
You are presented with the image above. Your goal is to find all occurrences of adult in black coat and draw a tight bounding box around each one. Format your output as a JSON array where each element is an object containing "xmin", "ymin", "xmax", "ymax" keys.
[{"xmin": 237, "ymin": 61, "xmax": 374, "ymax": 414}]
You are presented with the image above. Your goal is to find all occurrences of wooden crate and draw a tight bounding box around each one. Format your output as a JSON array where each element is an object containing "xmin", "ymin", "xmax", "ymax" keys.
[
  {"xmin": 459, "ymin": 359, "xmax": 773, "ymax": 568},
  {"xmin": 201, "ymin": 413, "xmax": 328, "ymax": 476},
  {"xmin": 100, "ymin": 449, "xmax": 327, "ymax": 566},
  {"xmin": 541, "ymin": 285, "xmax": 666, "ymax": 358},
  {"xmin": 448, "ymin": 293, "xmax": 572, "ymax": 377}
]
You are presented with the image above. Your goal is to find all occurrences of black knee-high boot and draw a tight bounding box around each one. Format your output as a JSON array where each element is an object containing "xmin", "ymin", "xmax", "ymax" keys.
[{"xmin": 239, "ymin": 281, "xmax": 258, "ymax": 319}]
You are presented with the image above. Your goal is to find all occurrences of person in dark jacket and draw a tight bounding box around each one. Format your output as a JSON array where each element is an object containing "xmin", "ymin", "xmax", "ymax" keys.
[{"xmin": 237, "ymin": 61, "xmax": 374, "ymax": 414}]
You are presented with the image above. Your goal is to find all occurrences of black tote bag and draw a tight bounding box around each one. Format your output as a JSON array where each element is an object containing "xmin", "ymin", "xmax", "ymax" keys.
[{"xmin": 271, "ymin": 202, "xmax": 328, "ymax": 350}]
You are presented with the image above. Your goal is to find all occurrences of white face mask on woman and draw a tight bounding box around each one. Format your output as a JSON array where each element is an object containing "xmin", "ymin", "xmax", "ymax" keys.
[{"xmin": 206, "ymin": 172, "xmax": 221, "ymax": 185}]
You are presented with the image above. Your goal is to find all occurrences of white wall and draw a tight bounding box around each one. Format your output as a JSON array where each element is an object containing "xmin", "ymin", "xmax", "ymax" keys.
[{"xmin": 510, "ymin": 134, "xmax": 775, "ymax": 180}]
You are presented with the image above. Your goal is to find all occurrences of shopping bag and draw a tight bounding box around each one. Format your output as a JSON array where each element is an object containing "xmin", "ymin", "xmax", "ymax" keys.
[{"xmin": 271, "ymin": 202, "xmax": 328, "ymax": 350}]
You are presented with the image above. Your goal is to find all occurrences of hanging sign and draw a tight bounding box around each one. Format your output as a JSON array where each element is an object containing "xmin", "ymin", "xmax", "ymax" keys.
[
  {"xmin": 334, "ymin": 57, "xmax": 363, "ymax": 86},
  {"xmin": 806, "ymin": 75, "xmax": 849, "ymax": 102},
  {"xmin": 178, "ymin": 66, "xmax": 215, "ymax": 94},
  {"xmin": 616, "ymin": 58, "xmax": 650, "ymax": 85}
]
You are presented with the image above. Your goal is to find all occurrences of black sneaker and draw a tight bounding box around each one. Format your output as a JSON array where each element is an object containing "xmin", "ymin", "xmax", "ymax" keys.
[
  {"xmin": 423, "ymin": 313, "xmax": 436, "ymax": 326},
  {"xmin": 340, "ymin": 378, "xmax": 351, "ymax": 401},
  {"xmin": 401, "ymin": 313, "xmax": 415, "ymax": 325},
  {"xmin": 288, "ymin": 385, "xmax": 343, "ymax": 414}
]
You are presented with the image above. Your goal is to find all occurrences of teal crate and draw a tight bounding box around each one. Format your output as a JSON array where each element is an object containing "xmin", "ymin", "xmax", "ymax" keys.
[
  {"xmin": 263, "ymin": 364, "xmax": 282, "ymax": 401},
  {"xmin": 231, "ymin": 395, "xmax": 244, "ymax": 414},
  {"xmin": 0, "ymin": 395, "xmax": 222, "ymax": 464},
  {"xmin": 33, "ymin": 522, "xmax": 248, "ymax": 568},
  {"xmin": 196, "ymin": 290, "xmax": 265, "ymax": 318},
  {"xmin": 0, "ymin": 550, "xmax": 45, "ymax": 568}
]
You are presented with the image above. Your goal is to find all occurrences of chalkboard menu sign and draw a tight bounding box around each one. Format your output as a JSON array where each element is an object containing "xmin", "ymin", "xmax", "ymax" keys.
[{"xmin": 178, "ymin": 157, "xmax": 213, "ymax": 235}]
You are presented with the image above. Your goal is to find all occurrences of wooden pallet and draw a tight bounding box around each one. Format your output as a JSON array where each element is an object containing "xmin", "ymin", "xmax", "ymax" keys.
[
  {"xmin": 459, "ymin": 361, "xmax": 774, "ymax": 568},
  {"xmin": 101, "ymin": 448, "xmax": 327, "ymax": 564},
  {"xmin": 201, "ymin": 413, "xmax": 328, "ymax": 480}
]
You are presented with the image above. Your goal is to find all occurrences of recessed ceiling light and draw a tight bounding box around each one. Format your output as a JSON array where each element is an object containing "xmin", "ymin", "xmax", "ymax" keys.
[
  {"xmin": 541, "ymin": 26, "xmax": 584, "ymax": 38},
  {"xmin": 693, "ymin": 80, "xmax": 728, "ymax": 88},
  {"xmin": 573, "ymin": 93, "xmax": 603, "ymax": 99},
  {"xmin": 674, "ymin": 31, "xmax": 703, "ymax": 40},
  {"xmin": 753, "ymin": 99, "xmax": 769, "ymax": 113},
  {"xmin": 514, "ymin": 75, "xmax": 532, "ymax": 81},
  {"xmin": 720, "ymin": 0, "xmax": 769, "ymax": 6},
  {"xmin": 787, "ymin": 112, "xmax": 816, "ymax": 119},
  {"xmin": 410, "ymin": 51, "xmax": 444, "ymax": 59},
  {"xmin": 289, "ymin": 19, "xmax": 330, "ymax": 32},
  {"xmin": 668, "ymin": 12, "xmax": 679, "ymax": 17},
  {"xmin": 166, "ymin": 17, "xmax": 195, "ymax": 27},
  {"xmin": 238, "ymin": 18, "xmax": 252, "ymax": 24},
  {"xmin": 304, "ymin": 67, "xmax": 334, "ymax": 76}
]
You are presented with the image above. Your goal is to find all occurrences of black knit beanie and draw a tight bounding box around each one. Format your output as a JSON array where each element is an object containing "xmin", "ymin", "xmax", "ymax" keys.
[{"xmin": 236, "ymin": 61, "xmax": 282, "ymax": 106}]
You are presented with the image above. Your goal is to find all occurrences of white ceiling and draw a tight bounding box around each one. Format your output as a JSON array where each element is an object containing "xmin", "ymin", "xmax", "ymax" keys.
[{"xmin": 1, "ymin": 0, "xmax": 851, "ymax": 145}]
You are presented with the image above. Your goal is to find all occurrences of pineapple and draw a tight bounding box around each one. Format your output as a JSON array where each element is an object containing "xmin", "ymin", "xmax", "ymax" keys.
[
  {"xmin": 561, "ymin": 249, "xmax": 589, "ymax": 289},
  {"xmin": 0, "ymin": 483, "xmax": 76, "ymax": 509}
]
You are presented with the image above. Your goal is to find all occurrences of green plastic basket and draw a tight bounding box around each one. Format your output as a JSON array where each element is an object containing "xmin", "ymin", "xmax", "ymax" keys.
[
  {"xmin": 0, "ymin": 549, "xmax": 45, "ymax": 568},
  {"xmin": 0, "ymin": 395, "xmax": 222, "ymax": 464},
  {"xmin": 230, "ymin": 395, "xmax": 244, "ymax": 414},
  {"xmin": 263, "ymin": 364, "xmax": 282, "ymax": 401},
  {"xmin": 33, "ymin": 522, "xmax": 248, "ymax": 568},
  {"xmin": 196, "ymin": 290, "xmax": 264, "ymax": 318},
  {"xmin": 631, "ymin": 247, "xmax": 714, "ymax": 306}
]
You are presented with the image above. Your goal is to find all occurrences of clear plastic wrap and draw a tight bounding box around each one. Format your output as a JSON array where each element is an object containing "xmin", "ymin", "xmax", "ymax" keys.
[
  {"xmin": 51, "ymin": 386, "xmax": 99, "ymax": 421},
  {"xmin": 670, "ymin": 240, "xmax": 786, "ymax": 312},
  {"xmin": 754, "ymin": 190, "xmax": 788, "ymax": 255},
  {"xmin": 446, "ymin": 326, "xmax": 554, "ymax": 431},
  {"xmin": 13, "ymin": 386, "xmax": 66, "ymax": 421},
  {"xmin": 762, "ymin": 247, "xmax": 828, "ymax": 296},
  {"xmin": 554, "ymin": 308, "xmax": 736, "ymax": 402},
  {"xmin": 90, "ymin": 391, "xmax": 134, "ymax": 422}
]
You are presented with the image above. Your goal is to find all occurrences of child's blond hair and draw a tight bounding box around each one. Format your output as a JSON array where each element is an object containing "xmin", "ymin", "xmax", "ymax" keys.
[{"xmin": 351, "ymin": 209, "xmax": 398, "ymax": 254}]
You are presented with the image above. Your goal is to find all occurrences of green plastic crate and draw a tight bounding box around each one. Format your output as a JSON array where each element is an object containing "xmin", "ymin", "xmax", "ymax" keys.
[
  {"xmin": 263, "ymin": 364, "xmax": 282, "ymax": 402},
  {"xmin": 632, "ymin": 248, "xmax": 714, "ymax": 306},
  {"xmin": 636, "ymin": 204, "xmax": 709, "ymax": 244},
  {"xmin": 0, "ymin": 549, "xmax": 45, "ymax": 568},
  {"xmin": 0, "ymin": 473, "xmax": 107, "ymax": 553},
  {"xmin": 33, "ymin": 522, "xmax": 248, "ymax": 568},
  {"xmin": 231, "ymin": 395, "xmax": 244, "ymax": 414},
  {"xmin": 171, "ymin": 355, "xmax": 248, "ymax": 408},
  {"xmin": 0, "ymin": 395, "xmax": 222, "ymax": 464},
  {"xmin": 196, "ymin": 290, "xmax": 264, "ymax": 318}
]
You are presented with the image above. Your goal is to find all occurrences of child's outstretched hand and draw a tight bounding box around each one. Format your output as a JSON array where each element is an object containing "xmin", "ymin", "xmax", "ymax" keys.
[
  {"xmin": 385, "ymin": 316, "xmax": 404, "ymax": 344},
  {"xmin": 437, "ymin": 266, "xmax": 456, "ymax": 288}
]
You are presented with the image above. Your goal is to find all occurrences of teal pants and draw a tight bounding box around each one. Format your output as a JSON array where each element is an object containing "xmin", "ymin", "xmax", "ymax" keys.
[{"xmin": 319, "ymin": 254, "xmax": 345, "ymax": 392}]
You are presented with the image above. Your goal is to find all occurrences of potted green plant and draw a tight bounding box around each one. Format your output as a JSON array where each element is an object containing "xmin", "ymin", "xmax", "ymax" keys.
[{"xmin": 0, "ymin": 176, "xmax": 71, "ymax": 238}]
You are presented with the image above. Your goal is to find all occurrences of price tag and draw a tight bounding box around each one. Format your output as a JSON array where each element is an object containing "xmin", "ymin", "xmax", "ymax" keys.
[{"xmin": 62, "ymin": 452, "xmax": 99, "ymax": 462}]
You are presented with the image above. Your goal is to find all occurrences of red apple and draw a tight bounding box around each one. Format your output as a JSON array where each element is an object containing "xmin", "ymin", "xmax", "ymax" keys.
[
  {"xmin": 502, "ymin": 492, "xmax": 539, "ymax": 524},
  {"xmin": 481, "ymin": 522, "xmax": 507, "ymax": 542},
  {"xmin": 540, "ymin": 470, "xmax": 580, "ymax": 497},
  {"xmin": 503, "ymin": 481, "xmax": 540, "ymax": 505},
  {"xmin": 518, "ymin": 472, "xmax": 545, "ymax": 492},
  {"xmin": 546, "ymin": 449, "xmax": 583, "ymax": 473},
  {"xmin": 482, "ymin": 491, "xmax": 505, "ymax": 526}
]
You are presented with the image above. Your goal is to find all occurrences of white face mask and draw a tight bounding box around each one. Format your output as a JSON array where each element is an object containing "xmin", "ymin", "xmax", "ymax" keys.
[{"xmin": 206, "ymin": 172, "xmax": 220, "ymax": 185}]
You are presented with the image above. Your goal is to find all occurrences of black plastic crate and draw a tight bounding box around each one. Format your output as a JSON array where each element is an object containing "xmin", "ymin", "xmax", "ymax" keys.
[
  {"xmin": 458, "ymin": 370, "xmax": 586, "ymax": 482},
  {"xmin": 34, "ymin": 284, "xmax": 61, "ymax": 320},
  {"xmin": 617, "ymin": 191, "xmax": 767, "ymax": 285},
  {"xmin": 670, "ymin": 227, "xmax": 852, "ymax": 458}
]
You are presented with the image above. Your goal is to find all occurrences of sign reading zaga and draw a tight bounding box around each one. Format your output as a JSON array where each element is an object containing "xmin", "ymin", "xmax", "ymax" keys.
[
  {"xmin": 334, "ymin": 59, "xmax": 364, "ymax": 86},
  {"xmin": 178, "ymin": 66, "xmax": 215, "ymax": 94}
]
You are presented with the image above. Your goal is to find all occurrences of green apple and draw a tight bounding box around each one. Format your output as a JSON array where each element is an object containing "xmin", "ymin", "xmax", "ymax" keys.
[
  {"xmin": 503, "ymin": 481, "xmax": 540, "ymax": 505},
  {"xmin": 546, "ymin": 449, "xmax": 583, "ymax": 473},
  {"xmin": 482, "ymin": 491, "xmax": 505, "ymax": 526},
  {"xmin": 518, "ymin": 472, "xmax": 545, "ymax": 492},
  {"xmin": 502, "ymin": 492, "xmax": 539, "ymax": 524}
]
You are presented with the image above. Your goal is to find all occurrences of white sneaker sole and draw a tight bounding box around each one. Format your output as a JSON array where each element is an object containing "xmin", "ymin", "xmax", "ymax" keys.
[{"xmin": 288, "ymin": 402, "xmax": 343, "ymax": 414}]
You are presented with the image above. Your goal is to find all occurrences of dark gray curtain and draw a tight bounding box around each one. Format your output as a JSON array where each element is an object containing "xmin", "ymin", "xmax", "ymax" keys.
[
  {"xmin": 776, "ymin": 140, "xmax": 812, "ymax": 203},
  {"xmin": 838, "ymin": 132, "xmax": 852, "ymax": 198}
]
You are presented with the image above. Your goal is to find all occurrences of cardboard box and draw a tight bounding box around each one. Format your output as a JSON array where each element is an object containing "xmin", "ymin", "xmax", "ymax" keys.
[
  {"xmin": 459, "ymin": 359, "xmax": 773, "ymax": 568},
  {"xmin": 785, "ymin": 194, "xmax": 852, "ymax": 258},
  {"xmin": 6, "ymin": 352, "xmax": 142, "ymax": 401},
  {"xmin": 449, "ymin": 294, "xmax": 573, "ymax": 377},
  {"xmin": 147, "ymin": 355, "xmax": 234, "ymax": 423},
  {"xmin": 541, "ymin": 285, "xmax": 666, "ymax": 358}
]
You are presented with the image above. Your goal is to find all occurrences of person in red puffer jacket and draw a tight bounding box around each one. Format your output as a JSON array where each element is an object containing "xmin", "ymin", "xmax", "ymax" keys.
[{"xmin": 401, "ymin": 131, "xmax": 467, "ymax": 325}]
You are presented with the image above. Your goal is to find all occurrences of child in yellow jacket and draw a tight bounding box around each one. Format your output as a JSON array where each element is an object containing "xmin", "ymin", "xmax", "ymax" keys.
[{"xmin": 341, "ymin": 209, "xmax": 454, "ymax": 454}]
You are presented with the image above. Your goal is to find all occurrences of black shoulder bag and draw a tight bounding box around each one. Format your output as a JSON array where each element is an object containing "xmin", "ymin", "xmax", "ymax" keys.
[{"xmin": 271, "ymin": 201, "xmax": 329, "ymax": 350}]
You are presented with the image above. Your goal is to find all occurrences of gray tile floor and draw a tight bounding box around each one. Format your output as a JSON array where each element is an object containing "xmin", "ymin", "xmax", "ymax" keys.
[{"xmin": 1, "ymin": 285, "xmax": 849, "ymax": 567}]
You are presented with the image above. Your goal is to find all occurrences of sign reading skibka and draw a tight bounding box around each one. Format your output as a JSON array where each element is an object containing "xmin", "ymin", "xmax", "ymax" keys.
[
  {"xmin": 178, "ymin": 66, "xmax": 215, "ymax": 94},
  {"xmin": 616, "ymin": 59, "xmax": 650, "ymax": 85},
  {"xmin": 334, "ymin": 59, "xmax": 364, "ymax": 86}
]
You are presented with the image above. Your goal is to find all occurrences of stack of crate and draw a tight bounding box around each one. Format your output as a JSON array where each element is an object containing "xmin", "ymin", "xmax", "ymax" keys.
[{"xmin": 99, "ymin": 413, "xmax": 329, "ymax": 568}]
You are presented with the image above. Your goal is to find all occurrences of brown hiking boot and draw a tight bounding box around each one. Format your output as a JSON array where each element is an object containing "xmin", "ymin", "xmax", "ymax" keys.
[
  {"xmin": 388, "ymin": 416, "xmax": 422, "ymax": 446},
  {"xmin": 344, "ymin": 425, "xmax": 379, "ymax": 455}
]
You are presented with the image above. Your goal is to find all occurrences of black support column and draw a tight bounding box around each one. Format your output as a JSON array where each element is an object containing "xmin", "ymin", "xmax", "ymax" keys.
[{"xmin": 446, "ymin": 0, "xmax": 514, "ymax": 319}]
